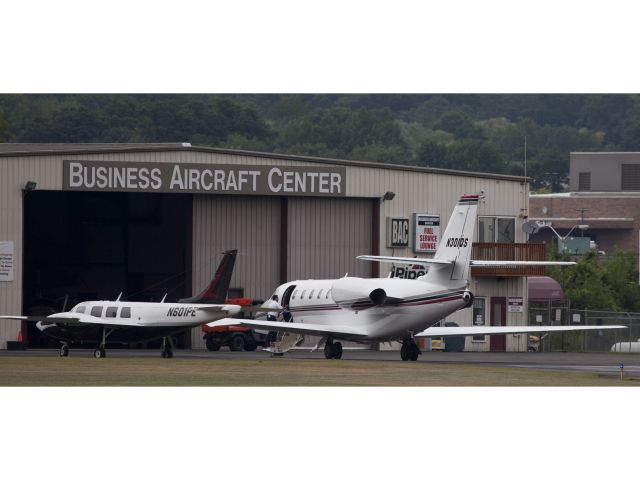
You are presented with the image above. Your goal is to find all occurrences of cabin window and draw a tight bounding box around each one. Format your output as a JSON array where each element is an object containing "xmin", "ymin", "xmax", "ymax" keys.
[
  {"xmin": 309, "ymin": 290, "xmax": 314, "ymax": 299},
  {"xmin": 301, "ymin": 290, "xmax": 307, "ymax": 299},
  {"xmin": 291, "ymin": 290, "xmax": 297, "ymax": 300},
  {"xmin": 317, "ymin": 290, "xmax": 323, "ymax": 299},
  {"xmin": 105, "ymin": 306, "xmax": 118, "ymax": 318},
  {"xmin": 76, "ymin": 305, "xmax": 86, "ymax": 314},
  {"xmin": 326, "ymin": 289, "xmax": 331, "ymax": 299},
  {"xmin": 121, "ymin": 307, "xmax": 131, "ymax": 318},
  {"xmin": 90, "ymin": 306, "xmax": 103, "ymax": 317}
]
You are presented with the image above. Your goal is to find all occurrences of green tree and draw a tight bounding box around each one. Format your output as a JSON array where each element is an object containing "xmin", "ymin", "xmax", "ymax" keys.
[
  {"xmin": 434, "ymin": 111, "xmax": 482, "ymax": 139},
  {"xmin": 416, "ymin": 141, "xmax": 448, "ymax": 168},
  {"xmin": 549, "ymin": 252, "xmax": 618, "ymax": 310},
  {"xmin": 0, "ymin": 113, "xmax": 8, "ymax": 142},
  {"xmin": 603, "ymin": 251, "xmax": 640, "ymax": 311},
  {"xmin": 549, "ymin": 251, "xmax": 640, "ymax": 312}
]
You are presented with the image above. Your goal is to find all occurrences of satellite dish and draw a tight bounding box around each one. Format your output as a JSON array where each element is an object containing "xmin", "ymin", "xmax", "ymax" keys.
[{"xmin": 522, "ymin": 220, "xmax": 540, "ymax": 235}]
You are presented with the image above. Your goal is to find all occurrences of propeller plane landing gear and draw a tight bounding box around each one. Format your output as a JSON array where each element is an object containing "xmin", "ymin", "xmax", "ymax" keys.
[
  {"xmin": 400, "ymin": 338, "xmax": 421, "ymax": 361},
  {"xmin": 94, "ymin": 327, "xmax": 111, "ymax": 359},
  {"xmin": 323, "ymin": 339, "xmax": 343, "ymax": 359},
  {"xmin": 161, "ymin": 336, "xmax": 175, "ymax": 358}
]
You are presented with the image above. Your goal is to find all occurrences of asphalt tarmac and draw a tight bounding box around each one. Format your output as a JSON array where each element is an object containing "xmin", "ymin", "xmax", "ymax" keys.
[{"xmin": 2, "ymin": 348, "xmax": 638, "ymax": 376}]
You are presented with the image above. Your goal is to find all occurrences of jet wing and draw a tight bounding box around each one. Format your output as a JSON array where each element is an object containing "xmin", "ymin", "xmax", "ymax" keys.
[
  {"xmin": 415, "ymin": 325, "xmax": 626, "ymax": 337},
  {"xmin": 206, "ymin": 318, "xmax": 369, "ymax": 338}
]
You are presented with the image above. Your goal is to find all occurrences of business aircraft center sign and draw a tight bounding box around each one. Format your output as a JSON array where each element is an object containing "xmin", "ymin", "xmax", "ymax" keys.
[{"xmin": 63, "ymin": 160, "xmax": 346, "ymax": 197}]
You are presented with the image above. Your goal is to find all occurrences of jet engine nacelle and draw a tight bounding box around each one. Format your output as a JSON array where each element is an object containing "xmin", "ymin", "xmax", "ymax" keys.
[
  {"xmin": 331, "ymin": 277, "xmax": 426, "ymax": 310},
  {"xmin": 369, "ymin": 288, "xmax": 387, "ymax": 306},
  {"xmin": 462, "ymin": 290, "xmax": 474, "ymax": 309}
]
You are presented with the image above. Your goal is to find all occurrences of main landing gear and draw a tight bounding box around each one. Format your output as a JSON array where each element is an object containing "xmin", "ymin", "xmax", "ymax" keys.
[
  {"xmin": 93, "ymin": 327, "xmax": 112, "ymax": 358},
  {"xmin": 161, "ymin": 336, "xmax": 175, "ymax": 358},
  {"xmin": 324, "ymin": 339, "xmax": 343, "ymax": 359},
  {"xmin": 59, "ymin": 343, "xmax": 70, "ymax": 357},
  {"xmin": 400, "ymin": 338, "xmax": 421, "ymax": 361}
]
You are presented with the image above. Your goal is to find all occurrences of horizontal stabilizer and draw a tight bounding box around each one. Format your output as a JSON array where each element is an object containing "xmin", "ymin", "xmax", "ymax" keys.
[
  {"xmin": 356, "ymin": 255, "xmax": 453, "ymax": 266},
  {"xmin": 206, "ymin": 318, "xmax": 369, "ymax": 338},
  {"xmin": 415, "ymin": 325, "xmax": 626, "ymax": 337},
  {"xmin": 198, "ymin": 305, "xmax": 241, "ymax": 315},
  {"xmin": 240, "ymin": 305, "xmax": 283, "ymax": 313},
  {"xmin": 470, "ymin": 260, "xmax": 577, "ymax": 267}
]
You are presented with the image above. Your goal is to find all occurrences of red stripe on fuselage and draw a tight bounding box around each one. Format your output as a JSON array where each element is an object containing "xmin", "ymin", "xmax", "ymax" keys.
[{"xmin": 288, "ymin": 294, "xmax": 463, "ymax": 314}]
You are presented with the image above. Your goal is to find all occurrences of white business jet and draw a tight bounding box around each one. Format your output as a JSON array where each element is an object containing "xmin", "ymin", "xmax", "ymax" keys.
[
  {"xmin": 208, "ymin": 194, "xmax": 624, "ymax": 360},
  {"xmin": 1, "ymin": 250, "xmax": 243, "ymax": 358}
]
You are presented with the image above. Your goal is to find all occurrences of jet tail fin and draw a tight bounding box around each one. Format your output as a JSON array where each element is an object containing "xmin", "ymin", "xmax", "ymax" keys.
[
  {"xmin": 179, "ymin": 249, "xmax": 238, "ymax": 304},
  {"xmin": 420, "ymin": 194, "xmax": 481, "ymax": 287}
]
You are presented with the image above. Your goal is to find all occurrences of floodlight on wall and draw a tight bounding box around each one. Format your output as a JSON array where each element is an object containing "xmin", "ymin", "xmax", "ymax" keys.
[
  {"xmin": 381, "ymin": 191, "xmax": 396, "ymax": 202},
  {"xmin": 22, "ymin": 181, "xmax": 37, "ymax": 195}
]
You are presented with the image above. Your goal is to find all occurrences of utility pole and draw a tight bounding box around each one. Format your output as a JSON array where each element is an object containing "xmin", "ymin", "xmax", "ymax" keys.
[{"xmin": 575, "ymin": 208, "xmax": 587, "ymax": 236}]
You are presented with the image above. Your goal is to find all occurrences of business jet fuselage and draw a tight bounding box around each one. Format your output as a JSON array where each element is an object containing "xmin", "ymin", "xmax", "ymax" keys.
[{"xmin": 272, "ymin": 277, "xmax": 472, "ymax": 342}]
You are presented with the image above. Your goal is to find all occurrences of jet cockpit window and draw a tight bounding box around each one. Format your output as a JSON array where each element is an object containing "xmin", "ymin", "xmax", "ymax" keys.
[
  {"xmin": 292, "ymin": 290, "xmax": 297, "ymax": 300},
  {"xmin": 317, "ymin": 290, "xmax": 323, "ymax": 299},
  {"xmin": 309, "ymin": 290, "xmax": 314, "ymax": 299},
  {"xmin": 326, "ymin": 289, "xmax": 331, "ymax": 299},
  {"xmin": 121, "ymin": 307, "xmax": 131, "ymax": 318},
  {"xmin": 90, "ymin": 306, "xmax": 103, "ymax": 317},
  {"xmin": 106, "ymin": 306, "xmax": 118, "ymax": 318},
  {"xmin": 76, "ymin": 305, "xmax": 86, "ymax": 313},
  {"xmin": 301, "ymin": 290, "xmax": 307, "ymax": 299}
]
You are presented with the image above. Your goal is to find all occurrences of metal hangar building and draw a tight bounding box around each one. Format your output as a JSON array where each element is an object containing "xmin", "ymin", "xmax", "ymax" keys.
[{"xmin": 0, "ymin": 143, "xmax": 543, "ymax": 351}]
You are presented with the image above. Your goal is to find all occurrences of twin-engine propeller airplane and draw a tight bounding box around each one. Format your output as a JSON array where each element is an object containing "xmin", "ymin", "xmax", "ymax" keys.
[
  {"xmin": 208, "ymin": 194, "xmax": 625, "ymax": 360},
  {"xmin": 0, "ymin": 250, "xmax": 243, "ymax": 358}
]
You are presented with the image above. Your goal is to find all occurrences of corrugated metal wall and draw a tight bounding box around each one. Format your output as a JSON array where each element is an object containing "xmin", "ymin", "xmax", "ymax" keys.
[
  {"xmin": 190, "ymin": 194, "xmax": 281, "ymax": 348},
  {"xmin": 287, "ymin": 197, "xmax": 373, "ymax": 280},
  {"xmin": 0, "ymin": 158, "xmax": 24, "ymax": 346}
]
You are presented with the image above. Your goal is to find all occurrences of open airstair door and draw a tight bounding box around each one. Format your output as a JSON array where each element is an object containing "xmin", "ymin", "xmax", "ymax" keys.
[
  {"xmin": 282, "ymin": 284, "xmax": 296, "ymax": 310},
  {"xmin": 265, "ymin": 331, "xmax": 305, "ymax": 355},
  {"xmin": 262, "ymin": 283, "xmax": 304, "ymax": 354}
]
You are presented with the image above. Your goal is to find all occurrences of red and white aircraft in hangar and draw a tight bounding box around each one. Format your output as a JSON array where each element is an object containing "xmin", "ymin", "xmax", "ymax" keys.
[{"xmin": 208, "ymin": 194, "xmax": 625, "ymax": 361}]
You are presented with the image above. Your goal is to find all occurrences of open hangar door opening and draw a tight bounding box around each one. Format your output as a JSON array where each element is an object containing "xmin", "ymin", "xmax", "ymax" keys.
[{"xmin": 22, "ymin": 190, "xmax": 192, "ymax": 348}]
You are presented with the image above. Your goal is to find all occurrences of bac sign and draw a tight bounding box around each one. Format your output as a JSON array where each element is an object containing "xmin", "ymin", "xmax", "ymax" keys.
[
  {"xmin": 387, "ymin": 218, "xmax": 410, "ymax": 248},
  {"xmin": 413, "ymin": 214, "xmax": 440, "ymax": 253}
]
